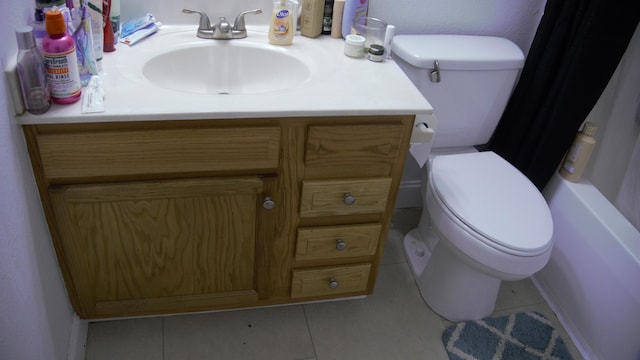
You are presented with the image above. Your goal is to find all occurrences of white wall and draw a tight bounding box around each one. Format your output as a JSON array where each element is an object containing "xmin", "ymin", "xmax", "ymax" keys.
[
  {"xmin": 121, "ymin": 0, "xmax": 545, "ymax": 55},
  {"xmin": 0, "ymin": 2, "xmax": 75, "ymax": 360}
]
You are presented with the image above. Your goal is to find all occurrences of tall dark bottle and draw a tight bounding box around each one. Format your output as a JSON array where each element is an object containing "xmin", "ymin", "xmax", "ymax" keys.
[{"xmin": 15, "ymin": 26, "xmax": 50, "ymax": 114}]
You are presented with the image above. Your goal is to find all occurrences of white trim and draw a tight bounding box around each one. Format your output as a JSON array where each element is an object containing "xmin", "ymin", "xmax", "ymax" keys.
[
  {"xmin": 395, "ymin": 180, "xmax": 423, "ymax": 208},
  {"xmin": 531, "ymin": 276, "xmax": 592, "ymax": 360},
  {"xmin": 67, "ymin": 313, "xmax": 88, "ymax": 360}
]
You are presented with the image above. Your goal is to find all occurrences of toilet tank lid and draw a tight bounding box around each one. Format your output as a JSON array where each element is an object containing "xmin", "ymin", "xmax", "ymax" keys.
[{"xmin": 392, "ymin": 34, "xmax": 525, "ymax": 71}]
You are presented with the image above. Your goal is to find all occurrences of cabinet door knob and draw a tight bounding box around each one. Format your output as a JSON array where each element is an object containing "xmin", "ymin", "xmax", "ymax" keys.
[
  {"xmin": 343, "ymin": 193, "xmax": 356, "ymax": 205},
  {"xmin": 335, "ymin": 239, "xmax": 347, "ymax": 251},
  {"xmin": 328, "ymin": 278, "xmax": 339, "ymax": 289},
  {"xmin": 263, "ymin": 196, "xmax": 276, "ymax": 210}
]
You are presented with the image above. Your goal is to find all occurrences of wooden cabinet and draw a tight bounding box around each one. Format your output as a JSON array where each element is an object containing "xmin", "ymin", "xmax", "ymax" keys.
[
  {"xmin": 50, "ymin": 177, "xmax": 271, "ymax": 317},
  {"xmin": 23, "ymin": 116, "xmax": 413, "ymax": 319},
  {"xmin": 292, "ymin": 122, "xmax": 409, "ymax": 300}
]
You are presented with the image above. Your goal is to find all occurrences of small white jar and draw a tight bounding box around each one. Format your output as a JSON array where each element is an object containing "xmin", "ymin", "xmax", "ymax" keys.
[{"xmin": 344, "ymin": 34, "xmax": 366, "ymax": 58}]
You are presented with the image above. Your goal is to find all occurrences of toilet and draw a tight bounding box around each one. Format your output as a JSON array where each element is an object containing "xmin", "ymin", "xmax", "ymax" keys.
[{"xmin": 392, "ymin": 35, "xmax": 554, "ymax": 322}]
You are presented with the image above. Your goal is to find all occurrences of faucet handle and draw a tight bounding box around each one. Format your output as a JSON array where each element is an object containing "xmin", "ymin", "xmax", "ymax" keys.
[
  {"xmin": 233, "ymin": 9, "xmax": 263, "ymax": 32},
  {"xmin": 182, "ymin": 9, "xmax": 211, "ymax": 30}
]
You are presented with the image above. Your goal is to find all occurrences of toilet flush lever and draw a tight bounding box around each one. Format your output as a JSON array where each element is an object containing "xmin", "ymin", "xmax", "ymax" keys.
[{"xmin": 430, "ymin": 60, "xmax": 441, "ymax": 83}]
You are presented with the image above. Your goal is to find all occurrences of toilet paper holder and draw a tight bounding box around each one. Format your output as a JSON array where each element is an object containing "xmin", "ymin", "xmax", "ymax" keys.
[
  {"xmin": 411, "ymin": 120, "xmax": 435, "ymax": 144},
  {"xmin": 409, "ymin": 115, "xmax": 437, "ymax": 168}
]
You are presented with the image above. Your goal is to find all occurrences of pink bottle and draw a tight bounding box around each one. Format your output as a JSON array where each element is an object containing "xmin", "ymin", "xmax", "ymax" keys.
[{"xmin": 42, "ymin": 9, "xmax": 81, "ymax": 104}]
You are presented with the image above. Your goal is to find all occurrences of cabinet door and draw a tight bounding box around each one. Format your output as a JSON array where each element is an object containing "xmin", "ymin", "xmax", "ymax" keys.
[{"xmin": 50, "ymin": 177, "xmax": 270, "ymax": 318}]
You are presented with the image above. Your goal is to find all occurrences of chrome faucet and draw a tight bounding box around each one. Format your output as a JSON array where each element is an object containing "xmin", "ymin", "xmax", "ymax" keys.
[{"xmin": 182, "ymin": 8, "xmax": 262, "ymax": 40}]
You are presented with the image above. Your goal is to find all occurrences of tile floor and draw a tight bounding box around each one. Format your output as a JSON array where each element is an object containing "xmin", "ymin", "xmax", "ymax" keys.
[{"xmin": 85, "ymin": 208, "xmax": 583, "ymax": 360}]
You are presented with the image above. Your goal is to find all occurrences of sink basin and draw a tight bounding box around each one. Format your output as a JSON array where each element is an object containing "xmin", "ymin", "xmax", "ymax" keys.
[{"xmin": 142, "ymin": 43, "xmax": 311, "ymax": 95}]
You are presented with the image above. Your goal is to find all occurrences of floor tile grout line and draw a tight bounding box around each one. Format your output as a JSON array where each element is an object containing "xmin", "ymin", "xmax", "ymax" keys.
[
  {"xmin": 301, "ymin": 305, "xmax": 319, "ymax": 360},
  {"xmin": 161, "ymin": 316, "xmax": 165, "ymax": 360}
]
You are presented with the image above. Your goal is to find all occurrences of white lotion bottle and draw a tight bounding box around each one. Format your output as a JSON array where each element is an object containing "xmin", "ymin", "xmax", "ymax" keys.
[{"xmin": 560, "ymin": 121, "xmax": 597, "ymax": 182}]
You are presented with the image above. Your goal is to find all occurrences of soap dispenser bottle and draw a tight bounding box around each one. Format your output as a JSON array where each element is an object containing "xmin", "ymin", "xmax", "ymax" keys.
[
  {"xmin": 560, "ymin": 121, "xmax": 597, "ymax": 182},
  {"xmin": 268, "ymin": 0, "xmax": 294, "ymax": 45}
]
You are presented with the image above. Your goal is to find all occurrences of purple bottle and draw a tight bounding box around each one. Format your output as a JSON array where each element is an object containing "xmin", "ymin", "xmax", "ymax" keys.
[{"xmin": 42, "ymin": 9, "xmax": 81, "ymax": 104}]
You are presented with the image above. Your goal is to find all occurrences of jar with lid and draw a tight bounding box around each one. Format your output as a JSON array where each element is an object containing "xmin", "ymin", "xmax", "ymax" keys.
[
  {"xmin": 367, "ymin": 44, "xmax": 385, "ymax": 62},
  {"xmin": 344, "ymin": 34, "xmax": 365, "ymax": 58}
]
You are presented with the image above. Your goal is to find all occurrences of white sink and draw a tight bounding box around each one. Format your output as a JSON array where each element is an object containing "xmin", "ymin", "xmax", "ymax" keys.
[
  {"xmin": 143, "ymin": 43, "xmax": 311, "ymax": 95},
  {"xmin": 117, "ymin": 27, "xmax": 330, "ymax": 96}
]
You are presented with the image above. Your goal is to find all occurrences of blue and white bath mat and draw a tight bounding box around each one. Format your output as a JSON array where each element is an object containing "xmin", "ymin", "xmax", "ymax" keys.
[{"xmin": 442, "ymin": 311, "xmax": 574, "ymax": 360}]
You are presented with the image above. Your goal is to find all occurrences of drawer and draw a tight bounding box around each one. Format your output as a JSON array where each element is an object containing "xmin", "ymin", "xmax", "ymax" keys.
[
  {"xmin": 304, "ymin": 124, "xmax": 406, "ymax": 178},
  {"xmin": 299, "ymin": 178, "xmax": 392, "ymax": 218},
  {"xmin": 295, "ymin": 224, "xmax": 381, "ymax": 261},
  {"xmin": 35, "ymin": 126, "xmax": 281, "ymax": 181},
  {"xmin": 291, "ymin": 264, "xmax": 371, "ymax": 298}
]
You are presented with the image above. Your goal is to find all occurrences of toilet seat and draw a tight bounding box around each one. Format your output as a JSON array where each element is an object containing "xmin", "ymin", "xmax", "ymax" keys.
[{"xmin": 429, "ymin": 151, "xmax": 552, "ymax": 256}]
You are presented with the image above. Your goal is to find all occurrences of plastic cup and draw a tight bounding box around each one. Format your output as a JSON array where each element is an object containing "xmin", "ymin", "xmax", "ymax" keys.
[{"xmin": 352, "ymin": 16, "xmax": 387, "ymax": 50}]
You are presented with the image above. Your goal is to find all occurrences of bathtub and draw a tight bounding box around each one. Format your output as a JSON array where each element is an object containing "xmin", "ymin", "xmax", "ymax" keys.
[{"xmin": 533, "ymin": 173, "xmax": 640, "ymax": 360}]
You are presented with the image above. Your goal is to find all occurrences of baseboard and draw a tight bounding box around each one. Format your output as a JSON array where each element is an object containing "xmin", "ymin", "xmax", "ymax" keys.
[
  {"xmin": 530, "ymin": 276, "xmax": 592, "ymax": 360},
  {"xmin": 67, "ymin": 313, "xmax": 88, "ymax": 360},
  {"xmin": 395, "ymin": 180, "xmax": 423, "ymax": 208}
]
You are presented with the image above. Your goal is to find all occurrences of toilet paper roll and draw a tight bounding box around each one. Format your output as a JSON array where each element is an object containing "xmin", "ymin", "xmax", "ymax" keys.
[
  {"xmin": 410, "ymin": 142, "xmax": 432, "ymax": 167},
  {"xmin": 409, "ymin": 121, "xmax": 435, "ymax": 167}
]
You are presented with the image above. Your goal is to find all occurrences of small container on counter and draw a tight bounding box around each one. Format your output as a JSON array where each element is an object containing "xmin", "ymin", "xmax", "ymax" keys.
[
  {"xmin": 368, "ymin": 44, "xmax": 385, "ymax": 62},
  {"xmin": 344, "ymin": 34, "xmax": 365, "ymax": 58}
]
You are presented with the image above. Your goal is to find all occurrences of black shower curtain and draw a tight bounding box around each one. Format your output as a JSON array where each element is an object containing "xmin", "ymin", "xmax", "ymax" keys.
[{"xmin": 487, "ymin": 0, "xmax": 640, "ymax": 190}]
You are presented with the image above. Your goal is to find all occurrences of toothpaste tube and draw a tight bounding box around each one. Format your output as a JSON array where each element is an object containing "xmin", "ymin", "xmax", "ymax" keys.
[
  {"xmin": 120, "ymin": 14, "xmax": 156, "ymax": 38},
  {"xmin": 120, "ymin": 22, "xmax": 160, "ymax": 46},
  {"xmin": 81, "ymin": 75, "xmax": 105, "ymax": 113}
]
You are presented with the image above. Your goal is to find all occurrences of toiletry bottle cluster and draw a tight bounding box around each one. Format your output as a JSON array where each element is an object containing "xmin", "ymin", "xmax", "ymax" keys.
[
  {"xmin": 301, "ymin": 0, "xmax": 363, "ymax": 39},
  {"xmin": 16, "ymin": 0, "xmax": 121, "ymax": 113},
  {"xmin": 296, "ymin": 0, "xmax": 394, "ymax": 61}
]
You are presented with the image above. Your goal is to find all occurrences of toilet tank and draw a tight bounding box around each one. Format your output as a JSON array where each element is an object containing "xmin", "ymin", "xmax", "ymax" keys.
[{"xmin": 392, "ymin": 35, "xmax": 524, "ymax": 148}]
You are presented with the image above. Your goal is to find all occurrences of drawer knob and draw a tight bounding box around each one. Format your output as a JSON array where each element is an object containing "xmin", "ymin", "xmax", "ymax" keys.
[
  {"xmin": 328, "ymin": 278, "xmax": 339, "ymax": 289},
  {"xmin": 343, "ymin": 193, "xmax": 356, "ymax": 205},
  {"xmin": 335, "ymin": 239, "xmax": 347, "ymax": 251},
  {"xmin": 263, "ymin": 196, "xmax": 276, "ymax": 210}
]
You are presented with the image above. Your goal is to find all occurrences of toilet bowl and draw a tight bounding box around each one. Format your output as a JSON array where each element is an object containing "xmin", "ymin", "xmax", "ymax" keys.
[
  {"xmin": 416, "ymin": 151, "xmax": 553, "ymax": 321},
  {"xmin": 392, "ymin": 34, "xmax": 554, "ymax": 322}
]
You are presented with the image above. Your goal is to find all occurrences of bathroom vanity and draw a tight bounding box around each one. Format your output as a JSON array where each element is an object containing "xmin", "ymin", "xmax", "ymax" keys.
[{"xmin": 17, "ymin": 26, "xmax": 432, "ymax": 319}]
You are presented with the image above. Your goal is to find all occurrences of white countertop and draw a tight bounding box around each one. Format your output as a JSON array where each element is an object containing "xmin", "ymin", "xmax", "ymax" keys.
[{"xmin": 17, "ymin": 25, "xmax": 432, "ymax": 125}]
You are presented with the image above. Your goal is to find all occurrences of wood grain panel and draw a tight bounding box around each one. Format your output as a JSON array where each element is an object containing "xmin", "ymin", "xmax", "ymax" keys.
[
  {"xmin": 295, "ymin": 223, "xmax": 381, "ymax": 261},
  {"xmin": 50, "ymin": 177, "xmax": 263, "ymax": 317},
  {"xmin": 291, "ymin": 263, "xmax": 371, "ymax": 298},
  {"xmin": 299, "ymin": 178, "xmax": 392, "ymax": 218},
  {"xmin": 37, "ymin": 126, "xmax": 280, "ymax": 181},
  {"xmin": 304, "ymin": 124, "xmax": 405, "ymax": 178}
]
